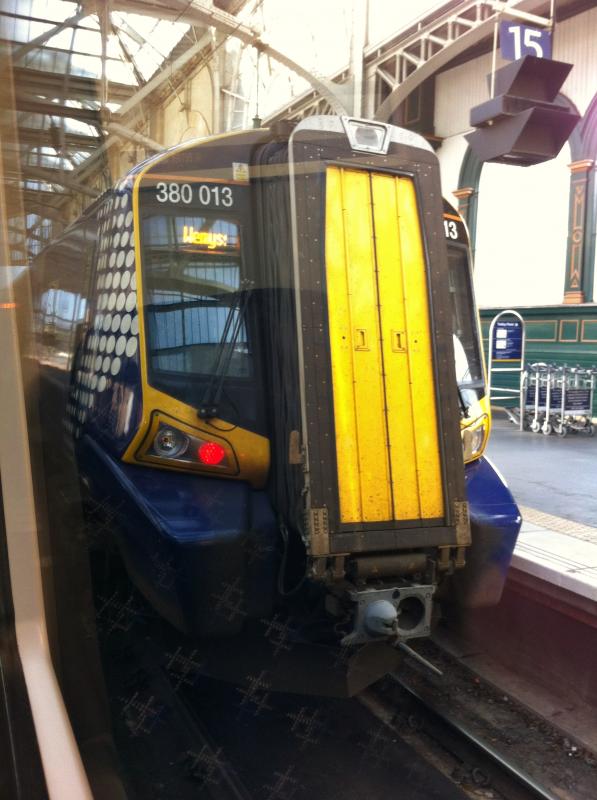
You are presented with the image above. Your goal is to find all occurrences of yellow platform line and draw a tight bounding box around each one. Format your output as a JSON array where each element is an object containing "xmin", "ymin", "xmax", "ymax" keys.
[{"xmin": 519, "ymin": 505, "xmax": 597, "ymax": 544}]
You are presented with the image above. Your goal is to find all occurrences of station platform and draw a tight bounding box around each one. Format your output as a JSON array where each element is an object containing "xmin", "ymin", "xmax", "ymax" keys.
[
  {"xmin": 436, "ymin": 418, "xmax": 597, "ymax": 751},
  {"xmin": 513, "ymin": 506, "xmax": 597, "ymax": 603},
  {"xmin": 486, "ymin": 416, "xmax": 597, "ymax": 603}
]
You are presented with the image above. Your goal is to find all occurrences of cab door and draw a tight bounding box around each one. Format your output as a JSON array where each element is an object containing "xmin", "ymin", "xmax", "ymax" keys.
[{"xmin": 325, "ymin": 166, "xmax": 444, "ymax": 528}]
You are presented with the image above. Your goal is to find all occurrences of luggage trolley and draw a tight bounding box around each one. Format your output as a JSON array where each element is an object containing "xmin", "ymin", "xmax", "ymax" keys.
[
  {"xmin": 552, "ymin": 366, "xmax": 595, "ymax": 437},
  {"xmin": 522, "ymin": 362, "xmax": 554, "ymax": 434},
  {"xmin": 487, "ymin": 310, "xmax": 526, "ymax": 430},
  {"xmin": 522, "ymin": 364, "xmax": 596, "ymax": 436}
]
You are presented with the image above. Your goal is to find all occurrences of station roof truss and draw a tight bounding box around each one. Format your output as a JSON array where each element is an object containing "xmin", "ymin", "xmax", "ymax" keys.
[
  {"xmin": 264, "ymin": 0, "xmax": 504, "ymax": 126},
  {"xmin": 265, "ymin": 0, "xmax": 587, "ymax": 127},
  {"xmin": 7, "ymin": 0, "xmax": 589, "ymax": 262},
  {"xmin": 2, "ymin": 0, "xmax": 360, "ymax": 259},
  {"xmin": 2, "ymin": 0, "xmax": 209, "ymax": 254}
]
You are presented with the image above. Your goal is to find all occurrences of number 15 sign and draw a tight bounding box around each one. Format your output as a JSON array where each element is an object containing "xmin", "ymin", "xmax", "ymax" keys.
[{"xmin": 500, "ymin": 22, "xmax": 552, "ymax": 61}]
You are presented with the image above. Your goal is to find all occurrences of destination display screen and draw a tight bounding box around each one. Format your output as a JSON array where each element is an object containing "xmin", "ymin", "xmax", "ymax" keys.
[
  {"xmin": 181, "ymin": 225, "xmax": 230, "ymax": 250},
  {"xmin": 139, "ymin": 177, "xmax": 248, "ymax": 256},
  {"xmin": 142, "ymin": 213, "xmax": 240, "ymax": 256}
]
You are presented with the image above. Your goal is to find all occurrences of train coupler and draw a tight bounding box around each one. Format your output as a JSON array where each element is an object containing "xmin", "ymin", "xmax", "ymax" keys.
[{"xmin": 341, "ymin": 584, "xmax": 434, "ymax": 646}]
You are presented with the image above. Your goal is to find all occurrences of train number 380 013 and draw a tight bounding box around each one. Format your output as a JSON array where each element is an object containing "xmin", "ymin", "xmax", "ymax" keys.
[{"xmin": 155, "ymin": 181, "xmax": 234, "ymax": 207}]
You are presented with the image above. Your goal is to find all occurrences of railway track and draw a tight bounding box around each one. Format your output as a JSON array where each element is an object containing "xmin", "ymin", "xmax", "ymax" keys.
[
  {"xmin": 361, "ymin": 682, "xmax": 561, "ymax": 800},
  {"xmin": 359, "ymin": 639, "xmax": 597, "ymax": 800},
  {"xmin": 92, "ymin": 561, "xmax": 597, "ymax": 800}
]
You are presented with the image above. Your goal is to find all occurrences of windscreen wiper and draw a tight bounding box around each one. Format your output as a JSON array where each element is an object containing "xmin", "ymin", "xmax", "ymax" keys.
[
  {"xmin": 198, "ymin": 279, "xmax": 254, "ymax": 420},
  {"xmin": 457, "ymin": 386, "xmax": 468, "ymax": 415},
  {"xmin": 457, "ymin": 379, "xmax": 486, "ymax": 415}
]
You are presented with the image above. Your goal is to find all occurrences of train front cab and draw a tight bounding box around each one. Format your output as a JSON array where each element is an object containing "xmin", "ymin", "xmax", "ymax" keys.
[
  {"xmin": 68, "ymin": 116, "xmax": 520, "ymax": 692},
  {"xmin": 441, "ymin": 201, "xmax": 522, "ymax": 611}
]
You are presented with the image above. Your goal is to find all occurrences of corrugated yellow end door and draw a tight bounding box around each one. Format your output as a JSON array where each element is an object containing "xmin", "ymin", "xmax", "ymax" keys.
[{"xmin": 325, "ymin": 166, "xmax": 444, "ymax": 525}]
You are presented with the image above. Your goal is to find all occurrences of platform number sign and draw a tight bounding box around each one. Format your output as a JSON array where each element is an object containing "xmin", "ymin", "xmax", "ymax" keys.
[{"xmin": 500, "ymin": 22, "xmax": 552, "ymax": 61}]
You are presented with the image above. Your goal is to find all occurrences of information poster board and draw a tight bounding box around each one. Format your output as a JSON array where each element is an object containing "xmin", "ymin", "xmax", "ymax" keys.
[{"xmin": 492, "ymin": 319, "xmax": 523, "ymax": 361}]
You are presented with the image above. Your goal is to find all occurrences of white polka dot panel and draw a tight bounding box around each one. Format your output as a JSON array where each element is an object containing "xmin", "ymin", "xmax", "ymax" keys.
[{"xmin": 69, "ymin": 186, "xmax": 138, "ymax": 432}]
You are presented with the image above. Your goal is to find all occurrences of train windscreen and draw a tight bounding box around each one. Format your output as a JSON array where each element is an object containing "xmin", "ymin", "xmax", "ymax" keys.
[{"xmin": 140, "ymin": 212, "xmax": 265, "ymax": 432}]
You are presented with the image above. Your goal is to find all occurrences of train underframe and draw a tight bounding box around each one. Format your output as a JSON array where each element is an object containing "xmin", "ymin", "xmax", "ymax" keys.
[{"xmin": 79, "ymin": 433, "xmax": 520, "ymax": 696}]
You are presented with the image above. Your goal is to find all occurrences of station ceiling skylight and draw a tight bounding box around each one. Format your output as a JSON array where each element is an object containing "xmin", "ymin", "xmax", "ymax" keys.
[
  {"xmin": 3, "ymin": 1, "xmax": 190, "ymax": 86},
  {"xmin": 1, "ymin": 0, "xmax": 213, "ymax": 249}
]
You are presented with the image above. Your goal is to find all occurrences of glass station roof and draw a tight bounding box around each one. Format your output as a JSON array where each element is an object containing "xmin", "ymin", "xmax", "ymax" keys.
[
  {"xmin": 1, "ymin": 0, "xmax": 193, "ymax": 160},
  {"xmin": 1, "ymin": 0, "xmax": 197, "ymax": 244},
  {"xmin": 2, "ymin": 0, "xmax": 190, "ymax": 85}
]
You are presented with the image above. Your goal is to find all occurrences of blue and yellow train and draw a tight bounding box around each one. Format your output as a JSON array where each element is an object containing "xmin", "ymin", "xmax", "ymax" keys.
[{"xmin": 33, "ymin": 116, "xmax": 521, "ymax": 694}]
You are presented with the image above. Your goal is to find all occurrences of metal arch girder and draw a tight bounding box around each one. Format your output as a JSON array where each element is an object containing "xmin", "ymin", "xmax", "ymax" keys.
[
  {"xmin": 262, "ymin": 65, "xmax": 350, "ymax": 126},
  {"xmin": 20, "ymin": 165, "xmax": 100, "ymax": 198},
  {"xmin": 68, "ymin": 30, "xmax": 214, "ymax": 183},
  {"xmin": 110, "ymin": 0, "xmax": 350, "ymax": 115},
  {"xmin": 115, "ymin": 30, "xmax": 213, "ymax": 118},
  {"xmin": 264, "ymin": 93, "xmax": 337, "ymax": 126},
  {"xmin": 259, "ymin": 51, "xmax": 349, "ymax": 116},
  {"xmin": 12, "ymin": 67, "xmax": 135, "ymax": 104},
  {"xmin": 19, "ymin": 198, "xmax": 68, "ymax": 222},
  {"xmin": 106, "ymin": 122, "xmax": 165, "ymax": 152},
  {"xmin": 370, "ymin": 0, "xmax": 552, "ymax": 122},
  {"xmin": 373, "ymin": 16, "xmax": 497, "ymax": 122}
]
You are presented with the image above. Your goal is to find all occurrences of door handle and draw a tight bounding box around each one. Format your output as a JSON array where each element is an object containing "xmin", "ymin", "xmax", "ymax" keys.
[
  {"xmin": 392, "ymin": 329, "xmax": 407, "ymax": 352},
  {"xmin": 355, "ymin": 328, "xmax": 369, "ymax": 351}
]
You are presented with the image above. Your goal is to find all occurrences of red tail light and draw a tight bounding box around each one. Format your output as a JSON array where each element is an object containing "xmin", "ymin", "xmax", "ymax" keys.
[{"xmin": 198, "ymin": 441, "xmax": 226, "ymax": 465}]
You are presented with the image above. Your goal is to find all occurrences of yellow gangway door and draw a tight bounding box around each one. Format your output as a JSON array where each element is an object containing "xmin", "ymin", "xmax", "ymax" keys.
[{"xmin": 325, "ymin": 166, "xmax": 444, "ymax": 526}]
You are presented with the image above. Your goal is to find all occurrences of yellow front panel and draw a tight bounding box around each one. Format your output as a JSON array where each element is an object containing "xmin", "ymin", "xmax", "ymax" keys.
[
  {"xmin": 326, "ymin": 167, "xmax": 393, "ymax": 522},
  {"xmin": 370, "ymin": 173, "xmax": 421, "ymax": 520},
  {"xmin": 394, "ymin": 178, "xmax": 444, "ymax": 519},
  {"xmin": 326, "ymin": 166, "xmax": 444, "ymax": 525}
]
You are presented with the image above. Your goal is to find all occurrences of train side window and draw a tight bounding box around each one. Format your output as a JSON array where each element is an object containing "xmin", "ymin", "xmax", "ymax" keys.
[{"xmin": 446, "ymin": 243, "xmax": 483, "ymax": 391}]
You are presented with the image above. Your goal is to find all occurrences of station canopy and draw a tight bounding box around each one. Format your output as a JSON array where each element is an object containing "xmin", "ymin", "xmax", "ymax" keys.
[{"xmin": 1, "ymin": 0, "xmax": 245, "ymax": 248}]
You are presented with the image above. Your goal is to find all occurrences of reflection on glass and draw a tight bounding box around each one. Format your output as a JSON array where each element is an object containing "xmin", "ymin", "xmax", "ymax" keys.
[
  {"xmin": 447, "ymin": 243, "xmax": 483, "ymax": 394},
  {"xmin": 143, "ymin": 215, "xmax": 251, "ymax": 384}
]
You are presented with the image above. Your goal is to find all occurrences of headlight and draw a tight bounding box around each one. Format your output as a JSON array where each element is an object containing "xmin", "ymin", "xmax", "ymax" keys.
[
  {"xmin": 153, "ymin": 426, "xmax": 189, "ymax": 458},
  {"xmin": 343, "ymin": 118, "xmax": 391, "ymax": 154},
  {"xmin": 146, "ymin": 420, "xmax": 231, "ymax": 471},
  {"xmin": 462, "ymin": 417, "xmax": 487, "ymax": 462}
]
